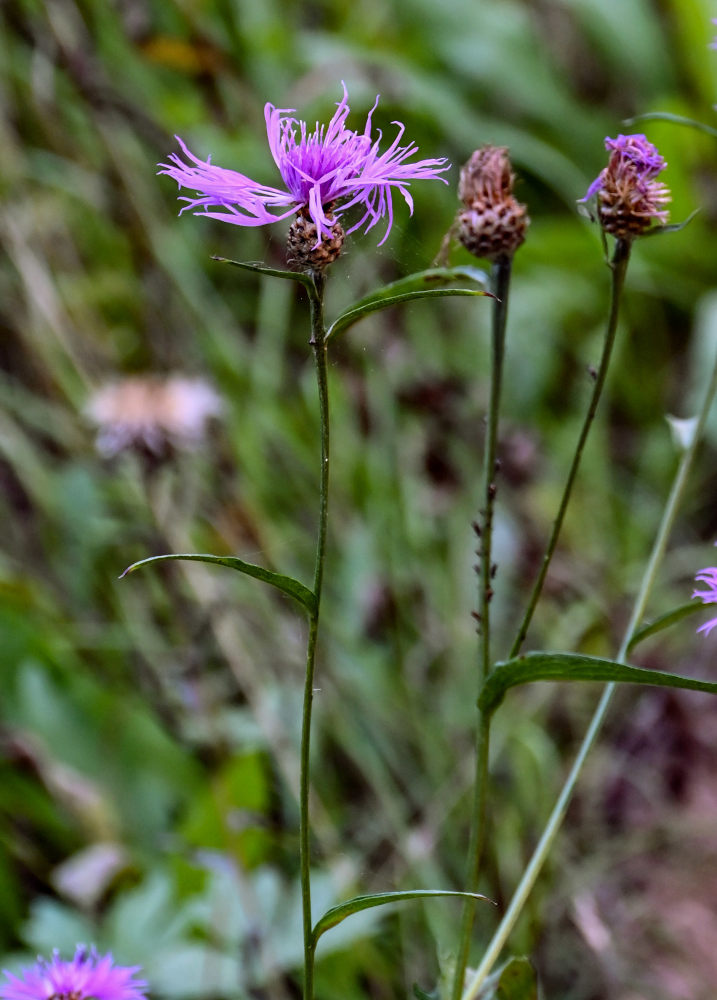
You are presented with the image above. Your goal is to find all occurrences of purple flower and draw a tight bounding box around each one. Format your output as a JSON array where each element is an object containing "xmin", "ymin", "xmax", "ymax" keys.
[
  {"xmin": 711, "ymin": 18, "xmax": 717, "ymax": 49},
  {"xmin": 694, "ymin": 562, "xmax": 717, "ymax": 636},
  {"xmin": 582, "ymin": 134, "xmax": 667, "ymax": 201},
  {"xmin": 1, "ymin": 948, "xmax": 148, "ymax": 1000},
  {"xmin": 159, "ymin": 83, "xmax": 450, "ymax": 246},
  {"xmin": 580, "ymin": 133, "xmax": 670, "ymax": 238}
]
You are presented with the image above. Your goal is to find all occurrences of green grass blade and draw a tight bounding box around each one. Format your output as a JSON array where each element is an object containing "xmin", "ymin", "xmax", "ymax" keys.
[
  {"xmin": 311, "ymin": 889, "xmax": 490, "ymax": 949},
  {"xmin": 479, "ymin": 651, "xmax": 717, "ymax": 715},
  {"xmin": 120, "ymin": 552, "xmax": 317, "ymax": 614}
]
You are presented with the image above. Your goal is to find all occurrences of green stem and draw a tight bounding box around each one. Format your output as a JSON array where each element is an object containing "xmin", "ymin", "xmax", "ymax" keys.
[
  {"xmin": 508, "ymin": 238, "xmax": 631, "ymax": 659},
  {"xmin": 462, "ymin": 345, "xmax": 717, "ymax": 1000},
  {"xmin": 301, "ymin": 272, "xmax": 329, "ymax": 1000},
  {"xmin": 451, "ymin": 255, "xmax": 511, "ymax": 1000}
]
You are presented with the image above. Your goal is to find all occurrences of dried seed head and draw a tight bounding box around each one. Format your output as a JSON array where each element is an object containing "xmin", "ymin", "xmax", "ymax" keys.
[
  {"xmin": 457, "ymin": 146, "xmax": 529, "ymax": 260},
  {"xmin": 286, "ymin": 209, "xmax": 345, "ymax": 272},
  {"xmin": 582, "ymin": 134, "xmax": 670, "ymax": 239}
]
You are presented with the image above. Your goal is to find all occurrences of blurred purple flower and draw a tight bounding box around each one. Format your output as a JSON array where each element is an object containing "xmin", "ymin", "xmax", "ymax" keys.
[
  {"xmin": 711, "ymin": 18, "xmax": 717, "ymax": 49},
  {"xmin": 1, "ymin": 948, "xmax": 147, "ymax": 1000},
  {"xmin": 582, "ymin": 134, "xmax": 667, "ymax": 201},
  {"xmin": 580, "ymin": 133, "xmax": 670, "ymax": 237},
  {"xmin": 694, "ymin": 561, "xmax": 717, "ymax": 636},
  {"xmin": 159, "ymin": 83, "xmax": 450, "ymax": 246}
]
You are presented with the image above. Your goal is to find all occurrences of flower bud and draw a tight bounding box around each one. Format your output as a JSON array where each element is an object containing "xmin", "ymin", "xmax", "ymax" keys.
[
  {"xmin": 457, "ymin": 146, "xmax": 529, "ymax": 261},
  {"xmin": 287, "ymin": 209, "xmax": 345, "ymax": 271},
  {"xmin": 581, "ymin": 134, "xmax": 670, "ymax": 239}
]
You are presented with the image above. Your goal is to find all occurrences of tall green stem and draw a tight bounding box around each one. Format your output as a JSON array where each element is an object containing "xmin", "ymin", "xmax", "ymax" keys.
[
  {"xmin": 301, "ymin": 272, "xmax": 329, "ymax": 1000},
  {"xmin": 462, "ymin": 343, "xmax": 717, "ymax": 1000},
  {"xmin": 509, "ymin": 238, "xmax": 631, "ymax": 659},
  {"xmin": 451, "ymin": 255, "xmax": 512, "ymax": 1000}
]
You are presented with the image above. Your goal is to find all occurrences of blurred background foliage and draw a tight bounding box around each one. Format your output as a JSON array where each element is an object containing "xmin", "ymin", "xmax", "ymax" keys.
[{"xmin": 3, "ymin": 0, "xmax": 717, "ymax": 997}]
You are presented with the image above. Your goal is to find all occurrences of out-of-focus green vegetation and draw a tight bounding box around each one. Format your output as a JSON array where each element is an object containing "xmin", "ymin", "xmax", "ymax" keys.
[{"xmin": 3, "ymin": 1, "xmax": 717, "ymax": 997}]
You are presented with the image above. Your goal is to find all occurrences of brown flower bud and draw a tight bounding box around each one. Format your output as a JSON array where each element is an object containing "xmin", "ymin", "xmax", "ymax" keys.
[
  {"xmin": 457, "ymin": 146, "xmax": 529, "ymax": 260},
  {"xmin": 581, "ymin": 134, "xmax": 670, "ymax": 239},
  {"xmin": 287, "ymin": 209, "xmax": 345, "ymax": 272}
]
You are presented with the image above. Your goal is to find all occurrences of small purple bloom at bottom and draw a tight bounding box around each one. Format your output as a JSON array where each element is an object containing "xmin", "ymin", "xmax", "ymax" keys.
[
  {"xmin": 1, "ymin": 948, "xmax": 148, "ymax": 1000},
  {"xmin": 694, "ymin": 558, "xmax": 717, "ymax": 636}
]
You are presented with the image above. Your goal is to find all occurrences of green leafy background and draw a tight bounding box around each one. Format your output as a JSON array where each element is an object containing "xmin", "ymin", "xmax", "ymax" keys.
[{"xmin": 2, "ymin": 1, "xmax": 717, "ymax": 998}]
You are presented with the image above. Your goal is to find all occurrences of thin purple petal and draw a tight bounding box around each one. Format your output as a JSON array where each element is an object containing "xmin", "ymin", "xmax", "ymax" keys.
[{"xmin": 694, "ymin": 548, "xmax": 717, "ymax": 637}]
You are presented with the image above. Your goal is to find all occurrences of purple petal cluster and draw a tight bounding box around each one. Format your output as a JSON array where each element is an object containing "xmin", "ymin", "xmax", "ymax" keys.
[
  {"xmin": 159, "ymin": 83, "xmax": 450, "ymax": 246},
  {"xmin": 582, "ymin": 134, "xmax": 667, "ymax": 202},
  {"xmin": 1, "ymin": 948, "xmax": 147, "ymax": 1000},
  {"xmin": 694, "ymin": 562, "xmax": 717, "ymax": 636}
]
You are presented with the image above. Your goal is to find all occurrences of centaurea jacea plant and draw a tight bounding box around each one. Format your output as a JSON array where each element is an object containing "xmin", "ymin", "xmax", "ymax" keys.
[
  {"xmin": 460, "ymin": 136, "xmax": 717, "ymax": 1000},
  {"xmin": 123, "ymin": 83, "xmax": 493, "ymax": 1000}
]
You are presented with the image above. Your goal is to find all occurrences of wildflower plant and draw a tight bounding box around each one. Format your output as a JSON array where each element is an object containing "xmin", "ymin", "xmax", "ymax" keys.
[{"xmin": 111, "ymin": 72, "xmax": 717, "ymax": 1000}]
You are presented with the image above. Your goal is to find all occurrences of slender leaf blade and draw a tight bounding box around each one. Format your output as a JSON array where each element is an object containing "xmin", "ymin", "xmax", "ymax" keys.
[
  {"xmin": 628, "ymin": 601, "xmax": 703, "ymax": 653},
  {"xmin": 120, "ymin": 552, "xmax": 316, "ymax": 614},
  {"xmin": 211, "ymin": 256, "xmax": 316, "ymax": 292},
  {"xmin": 479, "ymin": 651, "xmax": 717, "ymax": 715},
  {"xmin": 624, "ymin": 111, "xmax": 717, "ymax": 139},
  {"xmin": 325, "ymin": 266, "xmax": 491, "ymax": 341},
  {"xmin": 312, "ymin": 889, "xmax": 490, "ymax": 948}
]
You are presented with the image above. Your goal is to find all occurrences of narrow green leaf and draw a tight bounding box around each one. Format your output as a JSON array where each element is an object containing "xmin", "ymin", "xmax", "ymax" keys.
[
  {"xmin": 311, "ymin": 890, "xmax": 491, "ymax": 948},
  {"xmin": 120, "ymin": 552, "xmax": 316, "ymax": 614},
  {"xmin": 624, "ymin": 111, "xmax": 717, "ymax": 139},
  {"xmin": 211, "ymin": 256, "xmax": 316, "ymax": 292},
  {"xmin": 640, "ymin": 209, "xmax": 701, "ymax": 239},
  {"xmin": 628, "ymin": 601, "xmax": 703, "ymax": 653},
  {"xmin": 325, "ymin": 266, "xmax": 491, "ymax": 341},
  {"xmin": 412, "ymin": 986, "xmax": 437, "ymax": 1000},
  {"xmin": 479, "ymin": 651, "xmax": 717, "ymax": 715}
]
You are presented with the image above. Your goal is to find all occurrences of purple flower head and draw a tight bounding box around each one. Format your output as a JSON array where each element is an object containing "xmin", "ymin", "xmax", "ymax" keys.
[
  {"xmin": 1, "ymin": 948, "xmax": 148, "ymax": 1000},
  {"xmin": 580, "ymin": 133, "xmax": 670, "ymax": 238},
  {"xmin": 582, "ymin": 134, "xmax": 667, "ymax": 201},
  {"xmin": 711, "ymin": 18, "xmax": 717, "ymax": 49},
  {"xmin": 159, "ymin": 83, "xmax": 450, "ymax": 247},
  {"xmin": 694, "ymin": 553, "xmax": 717, "ymax": 636}
]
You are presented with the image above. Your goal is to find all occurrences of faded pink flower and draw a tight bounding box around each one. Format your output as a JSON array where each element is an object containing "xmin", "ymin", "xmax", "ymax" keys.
[{"xmin": 86, "ymin": 375, "xmax": 223, "ymax": 457}]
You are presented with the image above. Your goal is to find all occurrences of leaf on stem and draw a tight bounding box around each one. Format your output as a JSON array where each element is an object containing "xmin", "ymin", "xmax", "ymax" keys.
[
  {"xmin": 479, "ymin": 650, "xmax": 717, "ymax": 715},
  {"xmin": 624, "ymin": 111, "xmax": 717, "ymax": 139},
  {"xmin": 211, "ymin": 256, "xmax": 316, "ymax": 293},
  {"xmin": 325, "ymin": 266, "xmax": 492, "ymax": 341},
  {"xmin": 120, "ymin": 552, "xmax": 317, "ymax": 614},
  {"xmin": 627, "ymin": 601, "xmax": 703, "ymax": 653},
  {"xmin": 311, "ymin": 889, "xmax": 491, "ymax": 949},
  {"xmin": 639, "ymin": 208, "xmax": 700, "ymax": 239}
]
